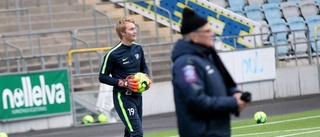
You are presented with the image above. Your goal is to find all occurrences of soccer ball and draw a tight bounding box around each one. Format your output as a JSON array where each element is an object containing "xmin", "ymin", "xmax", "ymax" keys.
[
  {"xmin": 97, "ymin": 113, "xmax": 109, "ymax": 123},
  {"xmin": 254, "ymin": 111, "xmax": 267, "ymax": 124},
  {"xmin": 82, "ymin": 115, "xmax": 94, "ymax": 124},
  {"xmin": 0, "ymin": 132, "xmax": 8, "ymax": 137},
  {"xmin": 134, "ymin": 72, "xmax": 151, "ymax": 93}
]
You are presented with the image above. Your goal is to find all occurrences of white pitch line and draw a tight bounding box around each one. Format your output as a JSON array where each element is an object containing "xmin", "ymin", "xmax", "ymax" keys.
[
  {"xmin": 275, "ymin": 129, "xmax": 320, "ymax": 137},
  {"xmin": 232, "ymin": 115, "xmax": 320, "ymax": 130},
  {"xmin": 232, "ymin": 126, "xmax": 320, "ymax": 137}
]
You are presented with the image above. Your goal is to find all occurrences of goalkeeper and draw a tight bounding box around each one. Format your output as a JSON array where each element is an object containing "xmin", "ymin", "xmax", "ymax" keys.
[{"xmin": 99, "ymin": 17, "xmax": 151, "ymax": 137}]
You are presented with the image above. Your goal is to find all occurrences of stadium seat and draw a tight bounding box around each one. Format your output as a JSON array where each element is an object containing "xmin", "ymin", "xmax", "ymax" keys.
[
  {"xmin": 268, "ymin": 18, "xmax": 288, "ymax": 44},
  {"xmin": 298, "ymin": 0, "xmax": 319, "ymax": 18},
  {"xmin": 305, "ymin": 15, "xmax": 320, "ymax": 32},
  {"xmin": 247, "ymin": 0, "xmax": 265, "ymax": 6},
  {"xmin": 305, "ymin": 15, "xmax": 320, "ymax": 52},
  {"xmin": 305, "ymin": 15, "xmax": 320, "ymax": 38},
  {"xmin": 267, "ymin": 0, "xmax": 283, "ymax": 4},
  {"xmin": 280, "ymin": 2, "xmax": 300, "ymax": 20},
  {"xmin": 228, "ymin": 0, "xmax": 246, "ymax": 8},
  {"xmin": 287, "ymin": 0, "xmax": 300, "ymax": 3},
  {"xmin": 262, "ymin": 3, "xmax": 282, "ymax": 21},
  {"xmin": 287, "ymin": 17, "xmax": 306, "ymax": 35},
  {"xmin": 269, "ymin": 40, "xmax": 290, "ymax": 57},
  {"xmin": 288, "ymin": 33, "xmax": 308, "ymax": 55},
  {"xmin": 275, "ymin": 39, "xmax": 290, "ymax": 56},
  {"xmin": 244, "ymin": 5, "xmax": 264, "ymax": 21},
  {"xmin": 257, "ymin": 20, "xmax": 271, "ymax": 43},
  {"xmin": 227, "ymin": 6, "xmax": 245, "ymax": 16},
  {"xmin": 208, "ymin": 0, "xmax": 228, "ymax": 8},
  {"xmin": 316, "ymin": 0, "xmax": 320, "ymax": 8}
]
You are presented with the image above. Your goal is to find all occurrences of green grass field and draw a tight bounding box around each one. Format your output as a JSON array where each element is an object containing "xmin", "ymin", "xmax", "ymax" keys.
[{"xmin": 144, "ymin": 109, "xmax": 320, "ymax": 137}]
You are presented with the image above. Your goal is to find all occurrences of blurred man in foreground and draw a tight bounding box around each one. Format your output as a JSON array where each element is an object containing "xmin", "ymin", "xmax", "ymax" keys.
[{"xmin": 171, "ymin": 8, "xmax": 248, "ymax": 137}]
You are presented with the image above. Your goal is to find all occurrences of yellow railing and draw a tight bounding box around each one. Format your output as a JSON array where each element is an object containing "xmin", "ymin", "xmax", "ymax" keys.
[{"xmin": 68, "ymin": 47, "xmax": 111, "ymax": 66}]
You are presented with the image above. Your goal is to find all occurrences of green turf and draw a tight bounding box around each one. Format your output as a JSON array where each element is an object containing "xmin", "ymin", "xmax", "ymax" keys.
[
  {"xmin": 144, "ymin": 129, "xmax": 178, "ymax": 137},
  {"xmin": 232, "ymin": 109, "xmax": 320, "ymax": 137},
  {"xmin": 144, "ymin": 109, "xmax": 320, "ymax": 137}
]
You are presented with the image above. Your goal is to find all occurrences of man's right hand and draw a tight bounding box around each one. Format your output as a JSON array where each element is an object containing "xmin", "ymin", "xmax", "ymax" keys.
[
  {"xmin": 233, "ymin": 92, "xmax": 247, "ymax": 112},
  {"xmin": 118, "ymin": 75, "xmax": 139, "ymax": 92}
]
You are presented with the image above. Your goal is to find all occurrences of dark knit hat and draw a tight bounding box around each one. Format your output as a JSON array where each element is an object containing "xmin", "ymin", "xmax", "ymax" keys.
[{"xmin": 180, "ymin": 8, "xmax": 208, "ymax": 34}]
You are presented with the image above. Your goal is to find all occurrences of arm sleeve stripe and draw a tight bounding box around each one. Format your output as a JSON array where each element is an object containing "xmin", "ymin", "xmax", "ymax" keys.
[{"xmin": 101, "ymin": 42, "xmax": 122, "ymax": 74}]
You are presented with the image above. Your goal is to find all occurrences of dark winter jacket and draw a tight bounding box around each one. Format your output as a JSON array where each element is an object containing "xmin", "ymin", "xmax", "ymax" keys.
[{"xmin": 171, "ymin": 39, "xmax": 239, "ymax": 137}]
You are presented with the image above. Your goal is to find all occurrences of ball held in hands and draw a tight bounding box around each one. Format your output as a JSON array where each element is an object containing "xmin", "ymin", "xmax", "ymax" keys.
[{"xmin": 134, "ymin": 72, "xmax": 152, "ymax": 93}]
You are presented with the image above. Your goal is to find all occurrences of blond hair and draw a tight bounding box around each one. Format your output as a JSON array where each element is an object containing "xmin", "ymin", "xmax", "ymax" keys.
[{"xmin": 115, "ymin": 17, "xmax": 135, "ymax": 39}]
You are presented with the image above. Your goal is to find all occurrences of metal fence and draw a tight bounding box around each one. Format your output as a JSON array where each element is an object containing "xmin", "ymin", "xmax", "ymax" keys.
[
  {"xmin": 0, "ymin": 8, "xmax": 32, "ymax": 33},
  {"xmin": 0, "ymin": 30, "xmax": 73, "ymax": 73},
  {"xmin": 2, "ymin": 0, "xmax": 88, "ymax": 31}
]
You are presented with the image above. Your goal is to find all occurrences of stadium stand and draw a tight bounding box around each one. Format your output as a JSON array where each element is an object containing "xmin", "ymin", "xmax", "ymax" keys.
[
  {"xmin": 228, "ymin": 0, "xmax": 246, "ymax": 8},
  {"xmin": 208, "ymin": 0, "xmax": 228, "ymax": 8},
  {"xmin": 262, "ymin": 3, "xmax": 282, "ymax": 21},
  {"xmin": 247, "ymin": 0, "xmax": 265, "ymax": 6},
  {"xmin": 305, "ymin": 15, "xmax": 320, "ymax": 38},
  {"xmin": 268, "ymin": 18, "xmax": 290, "ymax": 56},
  {"xmin": 298, "ymin": 0, "xmax": 319, "ymax": 18},
  {"xmin": 244, "ymin": 5, "xmax": 264, "ymax": 21},
  {"xmin": 288, "ymin": 33, "xmax": 308, "ymax": 55},
  {"xmin": 3, "ymin": 0, "xmax": 320, "ymax": 85},
  {"xmin": 287, "ymin": 17, "xmax": 308, "ymax": 54},
  {"xmin": 267, "ymin": 0, "xmax": 284, "ymax": 4},
  {"xmin": 0, "ymin": 0, "xmax": 181, "ymax": 125},
  {"xmin": 206, "ymin": 0, "xmax": 320, "ymax": 56},
  {"xmin": 316, "ymin": 0, "xmax": 320, "ymax": 7},
  {"xmin": 287, "ymin": 17, "xmax": 306, "ymax": 32},
  {"xmin": 257, "ymin": 20, "xmax": 271, "ymax": 43},
  {"xmin": 275, "ymin": 38, "xmax": 290, "ymax": 57},
  {"xmin": 268, "ymin": 18, "xmax": 288, "ymax": 42},
  {"xmin": 287, "ymin": 0, "xmax": 300, "ymax": 3},
  {"xmin": 0, "ymin": 0, "xmax": 179, "ymax": 91},
  {"xmin": 305, "ymin": 15, "xmax": 320, "ymax": 52},
  {"xmin": 280, "ymin": 2, "xmax": 301, "ymax": 20},
  {"xmin": 227, "ymin": 6, "xmax": 245, "ymax": 16}
]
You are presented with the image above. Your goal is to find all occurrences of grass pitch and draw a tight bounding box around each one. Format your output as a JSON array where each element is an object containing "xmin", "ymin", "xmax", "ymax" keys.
[{"xmin": 144, "ymin": 109, "xmax": 320, "ymax": 137}]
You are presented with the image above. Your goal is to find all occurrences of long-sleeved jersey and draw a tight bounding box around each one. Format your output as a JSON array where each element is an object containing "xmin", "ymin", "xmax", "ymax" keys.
[{"xmin": 99, "ymin": 42, "xmax": 149, "ymax": 95}]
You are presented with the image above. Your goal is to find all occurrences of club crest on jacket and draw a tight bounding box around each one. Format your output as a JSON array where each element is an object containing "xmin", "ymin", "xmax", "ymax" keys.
[{"xmin": 183, "ymin": 65, "xmax": 197, "ymax": 83}]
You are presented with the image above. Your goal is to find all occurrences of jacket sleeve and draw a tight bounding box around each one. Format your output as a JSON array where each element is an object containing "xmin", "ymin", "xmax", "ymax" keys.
[
  {"xmin": 228, "ymin": 87, "xmax": 241, "ymax": 95},
  {"xmin": 99, "ymin": 53, "xmax": 119, "ymax": 86},
  {"xmin": 140, "ymin": 46, "xmax": 149, "ymax": 74},
  {"xmin": 172, "ymin": 59, "xmax": 238, "ymax": 114}
]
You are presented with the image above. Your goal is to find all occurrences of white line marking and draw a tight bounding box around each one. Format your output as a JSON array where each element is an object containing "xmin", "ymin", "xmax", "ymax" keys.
[
  {"xmin": 232, "ymin": 115, "xmax": 320, "ymax": 130},
  {"xmin": 232, "ymin": 126, "xmax": 320, "ymax": 137},
  {"xmin": 170, "ymin": 115, "xmax": 320, "ymax": 137},
  {"xmin": 275, "ymin": 129, "xmax": 320, "ymax": 137}
]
